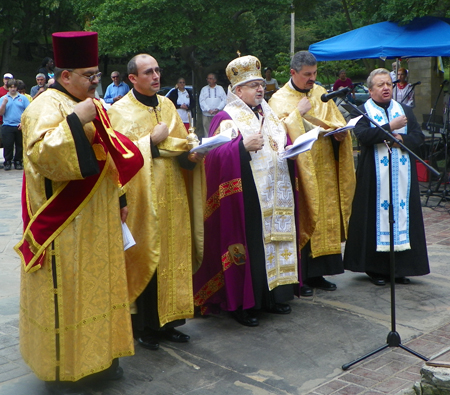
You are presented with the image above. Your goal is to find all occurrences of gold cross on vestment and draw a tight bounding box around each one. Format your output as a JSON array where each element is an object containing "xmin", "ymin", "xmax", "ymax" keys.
[
  {"xmin": 237, "ymin": 113, "xmax": 254, "ymax": 126},
  {"xmin": 267, "ymin": 253, "xmax": 275, "ymax": 264},
  {"xmin": 281, "ymin": 249, "xmax": 292, "ymax": 261}
]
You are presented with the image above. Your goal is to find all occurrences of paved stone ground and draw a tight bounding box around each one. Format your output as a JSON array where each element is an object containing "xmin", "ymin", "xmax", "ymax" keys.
[{"xmin": 1, "ymin": 166, "xmax": 450, "ymax": 395}]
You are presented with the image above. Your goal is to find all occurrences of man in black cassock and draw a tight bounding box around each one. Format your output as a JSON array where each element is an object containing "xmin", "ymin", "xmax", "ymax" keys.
[{"xmin": 344, "ymin": 68, "xmax": 429, "ymax": 286}]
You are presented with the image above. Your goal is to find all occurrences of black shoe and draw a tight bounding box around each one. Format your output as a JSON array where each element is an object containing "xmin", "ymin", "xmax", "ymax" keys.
[
  {"xmin": 161, "ymin": 328, "xmax": 190, "ymax": 343},
  {"xmin": 4, "ymin": 161, "xmax": 11, "ymax": 171},
  {"xmin": 266, "ymin": 303, "xmax": 291, "ymax": 315},
  {"xmin": 14, "ymin": 161, "xmax": 23, "ymax": 170},
  {"xmin": 94, "ymin": 359, "xmax": 123, "ymax": 380},
  {"xmin": 395, "ymin": 277, "xmax": 411, "ymax": 284},
  {"xmin": 367, "ymin": 273, "xmax": 386, "ymax": 286},
  {"xmin": 300, "ymin": 285, "xmax": 313, "ymax": 297},
  {"xmin": 306, "ymin": 277, "xmax": 337, "ymax": 291},
  {"xmin": 138, "ymin": 334, "xmax": 159, "ymax": 350},
  {"xmin": 231, "ymin": 309, "xmax": 259, "ymax": 327},
  {"xmin": 45, "ymin": 381, "xmax": 89, "ymax": 395}
]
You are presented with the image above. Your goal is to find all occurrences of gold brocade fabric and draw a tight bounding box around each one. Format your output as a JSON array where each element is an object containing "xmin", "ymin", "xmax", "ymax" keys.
[
  {"xmin": 269, "ymin": 83, "xmax": 356, "ymax": 258},
  {"xmin": 19, "ymin": 89, "xmax": 134, "ymax": 381},
  {"xmin": 108, "ymin": 92, "xmax": 204, "ymax": 326}
]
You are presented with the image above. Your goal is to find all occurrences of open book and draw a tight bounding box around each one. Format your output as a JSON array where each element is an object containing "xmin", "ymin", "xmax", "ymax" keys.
[
  {"xmin": 323, "ymin": 115, "xmax": 362, "ymax": 137},
  {"xmin": 280, "ymin": 126, "xmax": 320, "ymax": 159},
  {"xmin": 190, "ymin": 128, "xmax": 234, "ymax": 154}
]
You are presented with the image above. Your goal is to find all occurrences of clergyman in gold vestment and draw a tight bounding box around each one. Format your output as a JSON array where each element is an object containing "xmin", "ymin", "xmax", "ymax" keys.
[
  {"xmin": 108, "ymin": 54, "xmax": 205, "ymax": 351},
  {"xmin": 269, "ymin": 51, "xmax": 355, "ymax": 294},
  {"xmin": 16, "ymin": 32, "xmax": 139, "ymax": 395}
]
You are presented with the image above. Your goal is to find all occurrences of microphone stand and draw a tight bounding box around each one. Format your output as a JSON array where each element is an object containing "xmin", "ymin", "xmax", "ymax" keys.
[
  {"xmin": 437, "ymin": 95, "xmax": 450, "ymax": 205},
  {"xmin": 339, "ymin": 96, "xmax": 439, "ymax": 371}
]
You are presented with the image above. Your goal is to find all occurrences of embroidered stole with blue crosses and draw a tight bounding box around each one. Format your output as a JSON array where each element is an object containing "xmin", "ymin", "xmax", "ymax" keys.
[{"xmin": 364, "ymin": 99, "xmax": 411, "ymax": 252}]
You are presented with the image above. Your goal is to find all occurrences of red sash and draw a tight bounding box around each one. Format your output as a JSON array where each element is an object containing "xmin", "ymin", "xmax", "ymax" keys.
[
  {"xmin": 15, "ymin": 101, "xmax": 144, "ymax": 273},
  {"xmin": 93, "ymin": 99, "xmax": 143, "ymax": 186}
]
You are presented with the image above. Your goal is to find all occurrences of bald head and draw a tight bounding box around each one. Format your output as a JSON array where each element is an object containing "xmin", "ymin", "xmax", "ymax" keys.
[{"xmin": 128, "ymin": 54, "xmax": 156, "ymax": 75}]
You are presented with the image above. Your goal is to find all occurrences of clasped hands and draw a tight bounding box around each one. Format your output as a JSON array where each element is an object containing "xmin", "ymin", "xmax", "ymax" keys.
[{"xmin": 389, "ymin": 115, "xmax": 407, "ymax": 148}]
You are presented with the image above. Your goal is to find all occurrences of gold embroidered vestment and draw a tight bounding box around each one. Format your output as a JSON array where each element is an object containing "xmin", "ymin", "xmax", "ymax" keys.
[
  {"xmin": 19, "ymin": 88, "xmax": 134, "ymax": 381},
  {"xmin": 108, "ymin": 92, "xmax": 205, "ymax": 326},
  {"xmin": 269, "ymin": 83, "xmax": 355, "ymax": 258}
]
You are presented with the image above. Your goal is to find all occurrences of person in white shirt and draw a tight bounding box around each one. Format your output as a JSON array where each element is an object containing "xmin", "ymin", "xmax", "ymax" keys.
[
  {"xmin": 199, "ymin": 73, "xmax": 226, "ymax": 136},
  {"xmin": 167, "ymin": 77, "xmax": 195, "ymax": 131}
]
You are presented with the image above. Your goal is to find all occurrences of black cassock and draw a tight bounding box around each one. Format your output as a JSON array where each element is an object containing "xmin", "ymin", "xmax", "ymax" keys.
[{"xmin": 344, "ymin": 101, "xmax": 430, "ymax": 277}]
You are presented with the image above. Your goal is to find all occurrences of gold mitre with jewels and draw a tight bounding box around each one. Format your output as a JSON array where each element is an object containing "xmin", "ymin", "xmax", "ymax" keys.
[{"xmin": 226, "ymin": 55, "xmax": 263, "ymax": 88}]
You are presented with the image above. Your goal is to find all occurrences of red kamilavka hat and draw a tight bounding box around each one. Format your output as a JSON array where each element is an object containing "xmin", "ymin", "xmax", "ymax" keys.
[{"xmin": 52, "ymin": 31, "xmax": 98, "ymax": 69}]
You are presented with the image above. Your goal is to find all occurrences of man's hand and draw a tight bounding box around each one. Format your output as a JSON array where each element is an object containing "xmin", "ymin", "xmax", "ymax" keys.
[
  {"xmin": 188, "ymin": 152, "xmax": 205, "ymax": 163},
  {"xmin": 0, "ymin": 96, "xmax": 7, "ymax": 116},
  {"xmin": 297, "ymin": 97, "xmax": 311, "ymax": 116},
  {"xmin": 389, "ymin": 115, "xmax": 407, "ymax": 132},
  {"xmin": 180, "ymin": 104, "xmax": 188, "ymax": 110},
  {"xmin": 243, "ymin": 133, "xmax": 265, "ymax": 152},
  {"xmin": 113, "ymin": 95, "xmax": 123, "ymax": 103},
  {"xmin": 18, "ymin": 123, "xmax": 22, "ymax": 131},
  {"xmin": 73, "ymin": 98, "xmax": 97, "ymax": 126},
  {"xmin": 284, "ymin": 144, "xmax": 298, "ymax": 160},
  {"xmin": 333, "ymin": 130, "xmax": 348, "ymax": 142},
  {"xmin": 120, "ymin": 206, "xmax": 128, "ymax": 223},
  {"xmin": 391, "ymin": 133, "xmax": 404, "ymax": 149},
  {"xmin": 151, "ymin": 122, "xmax": 169, "ymax": 145}
]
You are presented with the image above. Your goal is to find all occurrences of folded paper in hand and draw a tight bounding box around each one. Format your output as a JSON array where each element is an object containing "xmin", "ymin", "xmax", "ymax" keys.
[
  {"xmin": 280, "ymin": 126, "xmax": 320, "ymax": 159},
  {"xmin": 190, "ymin": 128, "xmax": 234, "ymax": 154},
  {"xmin": 323, "ymin": 115, "xmax": 362, "ymax": 137},
  {"xmin": 122, "ymin": 222, "xmax": 136, "ymax": 251}
]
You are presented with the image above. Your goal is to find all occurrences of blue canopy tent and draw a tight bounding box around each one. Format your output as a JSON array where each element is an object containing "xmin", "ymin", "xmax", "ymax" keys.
[{"xmin": 309, "ymin": 16, "xmax": 450, "ymax": 60}]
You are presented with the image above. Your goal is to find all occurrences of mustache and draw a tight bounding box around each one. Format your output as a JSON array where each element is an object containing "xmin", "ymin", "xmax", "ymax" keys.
[{"xmin": 88, "ymin": 84, "xmax": 98, "ymax": 91}]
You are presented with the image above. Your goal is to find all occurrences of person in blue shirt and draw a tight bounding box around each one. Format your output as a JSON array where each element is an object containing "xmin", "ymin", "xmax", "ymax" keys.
[
  {"xmin": 0, "ymin": 79, "xmax": 30, "ymax": 170},
  {"xmin": 103, "ymin": 71, "xmax": 130, "ymax": 104}
]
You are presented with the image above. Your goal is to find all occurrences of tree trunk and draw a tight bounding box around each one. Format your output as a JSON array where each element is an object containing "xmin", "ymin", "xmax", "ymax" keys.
[
  {"xmin": 341, "ymin": 0, "xmax": 354, "ymax": 30},
  {"xmin": 1, "ymin": 36, "xmax": 13, "ymax": 75}
]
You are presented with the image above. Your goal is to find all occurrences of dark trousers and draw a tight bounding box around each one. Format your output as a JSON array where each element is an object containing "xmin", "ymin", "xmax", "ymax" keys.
[{"xmin": 2, "ymin": 125, "xmax": 22, "ymax": 163}]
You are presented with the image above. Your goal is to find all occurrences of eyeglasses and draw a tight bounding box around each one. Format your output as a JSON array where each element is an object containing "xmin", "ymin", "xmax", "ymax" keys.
[
  {"xmin": 144, "ymin": 67, "xmax": 162, "ymax": 76},
  {"xmin": 242, "ymin": 81, "xmax": 266, "ymax": 89},
  {"xmin": 178, "ymin": 81, "xmax": 186, "ymax": 84},
  {"xmin": 71, "ymin": 71, "xmax": 102, "ymax": 83},
  {"xmin": 112, "ymin": 75, "xmax": 120, "ymax": 79}
]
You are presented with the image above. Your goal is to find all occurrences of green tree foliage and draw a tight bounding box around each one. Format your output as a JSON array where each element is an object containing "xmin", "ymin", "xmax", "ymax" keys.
[
  {"xmin": 0, "ymin": 0, "xmax": 82, "ymax": 73},
  {"xmin": 72, "ymin": 0, "xmax": 292, "ymax": 87},
  {"xmin": 2, "ymin": 0, "xmax": 450, "ymax": 84}
]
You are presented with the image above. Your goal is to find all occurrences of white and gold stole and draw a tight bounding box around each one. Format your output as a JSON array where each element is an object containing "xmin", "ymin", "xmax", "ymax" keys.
[{"xmin": 223, "ymin": 90, "xmax": 298, "ymax": 290}]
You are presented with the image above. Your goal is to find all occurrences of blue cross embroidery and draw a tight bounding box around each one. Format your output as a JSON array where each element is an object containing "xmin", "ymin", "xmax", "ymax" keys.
[
  {"xmin": 381, "ymin": 200, "xmax": 389, "ymax": 210},
  {"xmin": 400, "ymin": 200, "xmax": 406, "ymax": 209},
  {"xmin": 374, "ymin": 114, "xmax": 382, "ymax": 122},
  {"xmin": 380, "ymin": 156, "xmax": 389, "ymax": 166},
  {"xmin": 393, "ymin": 112, "xmax": 400, "ymax": 119},
  {"xmin": 400, "ymin": 155, "xmax": 407, "ymax": 165}
]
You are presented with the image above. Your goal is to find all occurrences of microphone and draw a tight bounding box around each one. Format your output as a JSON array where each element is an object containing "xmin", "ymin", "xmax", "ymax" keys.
[
  {"xmin": 411, "ymin": 81, "xmax": 421, "ymax": 87},
  {"xmin": 321, "ymin": 87, "xmax": 351, "ymax": 102}
]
